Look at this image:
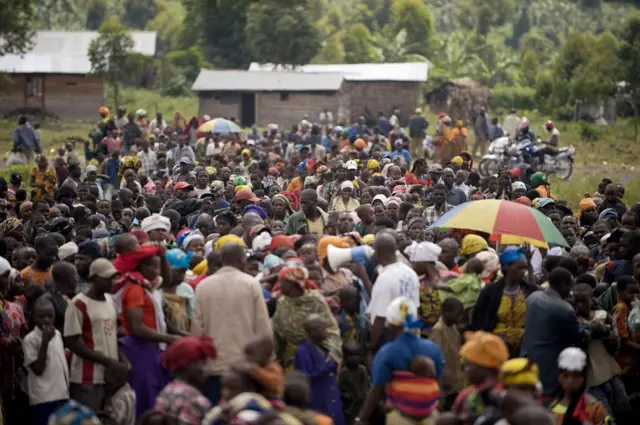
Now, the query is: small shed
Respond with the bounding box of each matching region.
[426,78,491,124]
[249,62,429,125]
[0,31,156,119]
[191,70,346,128]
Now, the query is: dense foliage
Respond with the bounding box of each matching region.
[2,0,639,117]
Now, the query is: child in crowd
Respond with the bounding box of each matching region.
[244,335,284,399]
[337,285,370,348]
[338,341,370,424]
[499,358,541,400]
[573,283,631,420]
[23,297,69,425]
[430,297,465,410]
[294,314,345,425]
[283,371,333,425]
[101,362,136,425]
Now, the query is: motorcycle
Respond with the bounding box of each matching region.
[479,137,575,180]
[478,137,525,176]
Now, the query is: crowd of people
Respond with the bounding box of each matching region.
[1,105,639,425]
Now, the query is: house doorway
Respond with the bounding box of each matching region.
[241,93,255,127]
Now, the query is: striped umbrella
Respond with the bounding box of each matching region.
[428,199,568,248]
[197,118,243,134]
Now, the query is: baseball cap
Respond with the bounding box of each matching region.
[429,164,443,173]
[89,258,118,279]
[179,157,193,165]
[344,160,358,170]
[235,188,259,203]
[173,182,194,193]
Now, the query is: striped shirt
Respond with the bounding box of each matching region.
[64,293,118,384]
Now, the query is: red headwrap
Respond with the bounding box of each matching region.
[270,234,294,251]
[161,336,217,371]
[113,245,161,274]
[509,168,521,179]
[280,191,299,211]
[515,196,532,207]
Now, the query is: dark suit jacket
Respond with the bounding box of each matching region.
[521,288,582,393]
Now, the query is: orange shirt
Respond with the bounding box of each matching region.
[120,284,157,335]
[22,266,52,286]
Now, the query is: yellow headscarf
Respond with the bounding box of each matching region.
[500,358,540,387]
[214,235,246,250]
[451,156,464,166]
[460,235,488,257]
[459,331,509,369]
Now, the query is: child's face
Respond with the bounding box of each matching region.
[558,370,584,394]
[246,260,261,277]
[443,307,464,326]
[298,244,317,266]
[34,305,55,328]
[307,321,329,343]
[572,293,592,318]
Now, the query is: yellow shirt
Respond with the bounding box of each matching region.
[307,216,324,238]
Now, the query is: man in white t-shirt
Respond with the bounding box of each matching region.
[367,230,420,351]
[64,258,129,412]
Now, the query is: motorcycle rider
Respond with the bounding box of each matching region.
[516,117,536,143]
[536,120,560,164]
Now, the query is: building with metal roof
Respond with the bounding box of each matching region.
[192,63,426,127]
[248,62,430,82]
[0,31,156,119]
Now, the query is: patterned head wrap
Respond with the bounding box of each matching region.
[161,336,217,371]
[48,400,101,425]
[278,262,309,289]
[578,198,597,219]
[0,218,26,246]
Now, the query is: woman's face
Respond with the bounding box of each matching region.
[279,278,300,297]
[272,200,286,217]
[341,187,353,199]
[336,168,347,181]
[374,205,386,219]
[124,170,136,183]
[217,221,232,236]
[409,221,424,241]
[505,258,528,281]
[139,256,161,281]
[0,272,9,293]
[558,370,585,394]
[488,179,499,193]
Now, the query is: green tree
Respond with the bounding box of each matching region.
[122,0,159,29]
[85,0,108,30]
[470,0,516,36]
[343,23,375,63]
[519,49,539,87]
[619,15,640,138]
[88,18,135,107]
[507,7,530,48]
[245,0,321,66]
[167,45,211,82]
[312,32,345,64]
[388,0,434,55]
[183,0,257,69]
[0,0,35,56]
[146,0,185,53]
[371,27,428,63]
[519,31,554,63]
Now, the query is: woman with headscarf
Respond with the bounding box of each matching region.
[31,155,57,200]
[159,249,196,334]
[460,234,489,263]
[0,218,27,249]
[330,181,360,213]
[405,241,445,333]
[451,120,469,157]
[118,155,142,183]
[546,348,612,425]
[272,262,342,371]
[0,256,28,424]
[471,247,539,357]
[112,245,179,417]
[578,198,598,229]
[271,194,294,228]
[155,336,217,424]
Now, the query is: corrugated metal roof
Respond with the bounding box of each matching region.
[0,31,156,74]
[248,62,429,82]
[191,70,344,92]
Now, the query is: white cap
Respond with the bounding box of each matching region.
[252,232,273,251]
[345,160,358,170]
[141,214,171,233]
[558,347,587,372]
[86,165,98,173]
[59,242,79,261]
[404,241,442,263]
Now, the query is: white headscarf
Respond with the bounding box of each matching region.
[0,257,11,275]
[404,241,442,263]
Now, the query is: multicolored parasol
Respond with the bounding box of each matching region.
[428,199,568,248]
[197,118,243,134]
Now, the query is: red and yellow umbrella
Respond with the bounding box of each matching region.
[429,199,568,248]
